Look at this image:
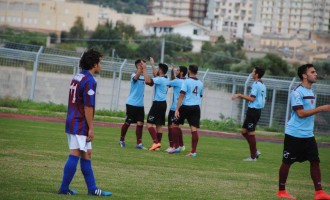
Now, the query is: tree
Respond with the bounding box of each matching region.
[88,23,121,55]
[313,60,330,80]
[135,39,161,61]
[115,21,136,40]
[69,17,85,39]
[164,34,193,56]
[249,53,290,76]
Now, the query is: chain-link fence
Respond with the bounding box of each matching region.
[1,41,329,134]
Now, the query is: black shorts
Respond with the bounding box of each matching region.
[242,108,261,132]
[174,105,200,128]
[282,134,320,164]
[125,104,145,124]
[168,110,175,126]
[147,101,167,125]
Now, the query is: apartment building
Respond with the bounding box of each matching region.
[0,0,99,33]
[254,0,330,37]
[149,0,208,25]
[206,0,254,39]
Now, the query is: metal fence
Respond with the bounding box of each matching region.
[0,41,329,134]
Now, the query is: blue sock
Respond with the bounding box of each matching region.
[60,155,79,192]
[80,158,97,192]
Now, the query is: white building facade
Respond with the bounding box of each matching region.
[144,20,211,52]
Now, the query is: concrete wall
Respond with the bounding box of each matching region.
[0,66,238,120]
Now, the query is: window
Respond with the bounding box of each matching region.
[193,29,198,35]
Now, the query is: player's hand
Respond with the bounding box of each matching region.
[87,129,94,142]
[175,110,180,119]
[232,94,240,100]
[319,104,330,112]
[170,64,175,71]
[150,57,154,66]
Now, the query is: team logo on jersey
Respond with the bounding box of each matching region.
[73,74,85,82]
[148,116,155,121]
[283,151,290,159]
[248,123,254,129]
[88,89,95,95]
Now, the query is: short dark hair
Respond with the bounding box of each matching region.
[158,63,168,74]
[188,65,198,75]
[179,66,188,77]
[254,66,265,78]
[80,49,103,70]
[135,58,146,68]
[298,64,314,80]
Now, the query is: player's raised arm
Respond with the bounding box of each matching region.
[150,57,157,77]
[170,64,175,80]
[143,62,153,86]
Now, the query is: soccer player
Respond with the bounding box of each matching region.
[277,64,330,200]
[142,57,169,151]
[166,65,187,153]
[58,49,111,196]
[119,58,146,149]
[173,64,203,157]
[232,66,266,161]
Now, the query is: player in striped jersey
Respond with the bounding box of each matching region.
[173,65,204,157]
[58,49,111,196]
[232,66,266,161]
[143,58,169,151]
[277,64,330,200]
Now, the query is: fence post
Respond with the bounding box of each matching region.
[110,49,116,110]
[29,46,44,100]
[241,74,251,123]
[231,78,236,118]
[115,59,127,111]
[73,52,84,76]
[160,38,165,63]
[269,89,276,127]
[200,68,209,119]
[285,77,296,127]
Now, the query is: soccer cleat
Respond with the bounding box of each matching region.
[314,190,330,200]
[135,143,147,150]
[119,140,126,148]
[58,189,78,195]
[186,152,197,157]
[149,143,161,151]
[277,190,296,199]
[256,150,261,159]
[88,188,112,196]
[243,157,257,161]
[180,146,186,152]
[168,147,181,154]
[165,147,173,152]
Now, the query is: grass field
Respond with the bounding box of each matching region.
[1,117,330,200]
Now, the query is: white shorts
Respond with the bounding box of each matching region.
[67,134,92,152]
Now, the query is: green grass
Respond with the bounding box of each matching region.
[1,117,330,200]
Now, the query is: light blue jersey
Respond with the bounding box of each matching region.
[248,80,266,109]
[285,84,316,138]
[168,78,185,111]
[152,76,169,101]
[181,77,203,106]
[126,73,145,107]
